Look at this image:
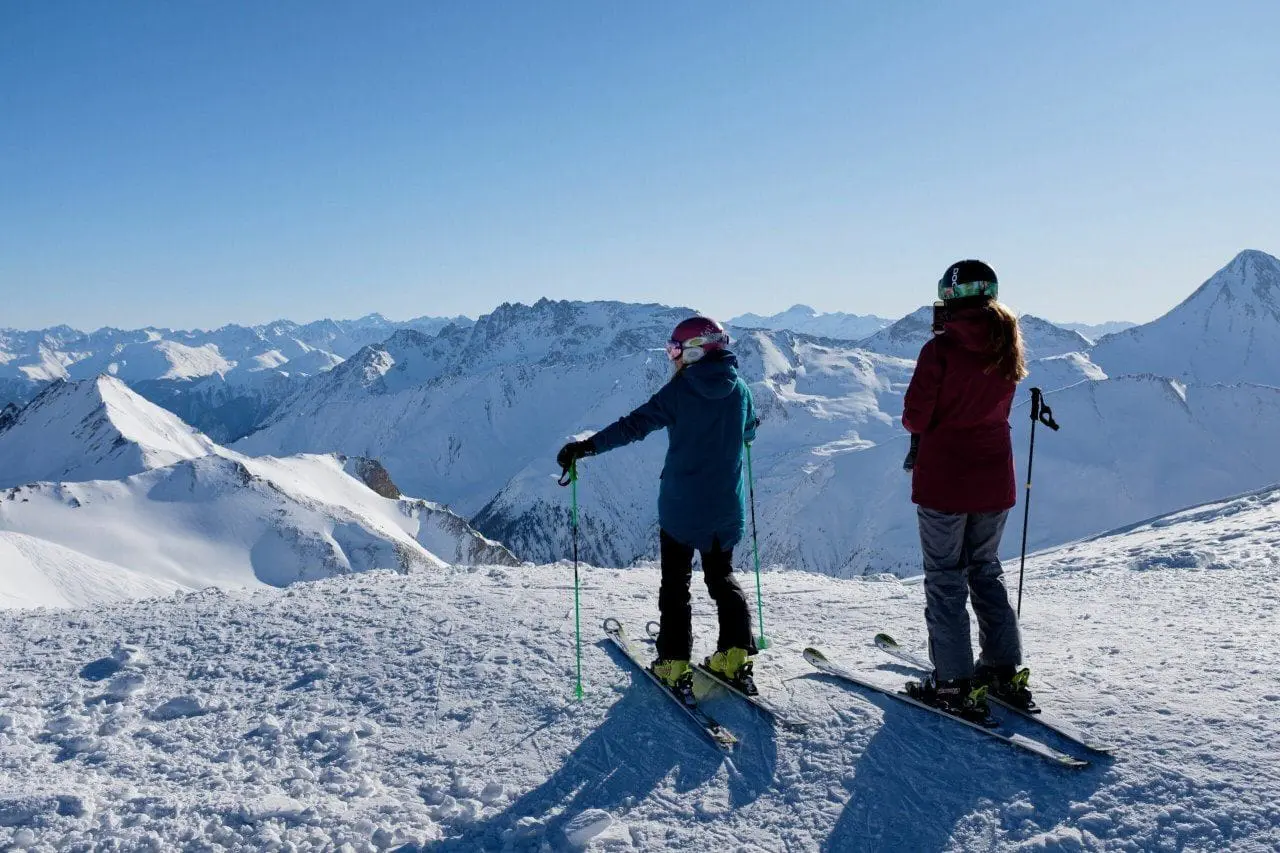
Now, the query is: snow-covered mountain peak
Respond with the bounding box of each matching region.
[0,375,218,488]
[468,299,694,366]
[1090,249,1280,384]
[855,307,935,358]
[1186,248,1280,316]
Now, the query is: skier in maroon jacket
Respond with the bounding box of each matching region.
[900,260,1035,725]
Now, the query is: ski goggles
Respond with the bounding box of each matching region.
[666,332,730,361]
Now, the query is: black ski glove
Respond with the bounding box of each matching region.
[903,434,921,472]
[557,439,596,471]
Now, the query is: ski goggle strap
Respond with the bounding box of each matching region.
[938,280,998,302]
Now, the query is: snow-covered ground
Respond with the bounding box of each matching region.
[2,485,1277,851]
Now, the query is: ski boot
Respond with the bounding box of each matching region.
[651,659,696,706]
[975,663,1038,713]
[705,647,758,696]
[906,674,997,727]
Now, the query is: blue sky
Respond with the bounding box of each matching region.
[2,1,1277,330]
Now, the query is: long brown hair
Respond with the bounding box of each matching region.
[985,300,1028,382]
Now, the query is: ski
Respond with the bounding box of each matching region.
[692,663,806,729]
[803,646,1088,769]
[603,619,738,753]
[872,633,1113,755]
[639,621,804,728]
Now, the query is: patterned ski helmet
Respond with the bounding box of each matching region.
[938,259,998,302]
[666,316,730,365]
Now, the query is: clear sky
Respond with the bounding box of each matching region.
[2,1,1277,331]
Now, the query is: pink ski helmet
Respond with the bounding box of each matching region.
[666,316,730,365]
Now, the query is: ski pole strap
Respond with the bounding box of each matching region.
[557,463,574,488]
[1029,387,1060,432]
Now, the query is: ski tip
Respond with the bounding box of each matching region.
[802,647,827,664]
[873,633,899,648]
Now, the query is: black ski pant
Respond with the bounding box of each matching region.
[655,529,756,662]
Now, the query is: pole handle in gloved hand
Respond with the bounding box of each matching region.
[557,439,595,486]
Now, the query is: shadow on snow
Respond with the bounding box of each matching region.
[813,672,1111,853]
[423,638,779,851]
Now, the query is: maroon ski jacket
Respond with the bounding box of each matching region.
[902,310,1018,514]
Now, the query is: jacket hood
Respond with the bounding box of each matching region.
[942,309,994,354]
[680,349,741,400]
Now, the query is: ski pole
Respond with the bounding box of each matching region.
[1016,388,1060,617]
[745,442,770,650]
[558,460,584,700]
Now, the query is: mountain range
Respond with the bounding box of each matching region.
[2,249,1279,600]
[0,313,472,442]
[728,305,892,340]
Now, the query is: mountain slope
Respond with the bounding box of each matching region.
[0,532,185,609]
[1,489,1277,850]
[235,301,706,514]
[0,376,218,489]
[1090,249,1280,384]
[0,450,518,605]
[754,373,1280,576]
[0,378,518,606]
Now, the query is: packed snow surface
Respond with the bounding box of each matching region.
[1,484,1277,851]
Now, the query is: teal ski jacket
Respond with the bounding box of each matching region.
[591,350,758,552]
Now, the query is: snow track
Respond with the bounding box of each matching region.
[1,512,1278,852]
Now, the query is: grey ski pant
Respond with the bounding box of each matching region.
[917,507,1022,683]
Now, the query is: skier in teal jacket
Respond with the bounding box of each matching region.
[557,316,759,698]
